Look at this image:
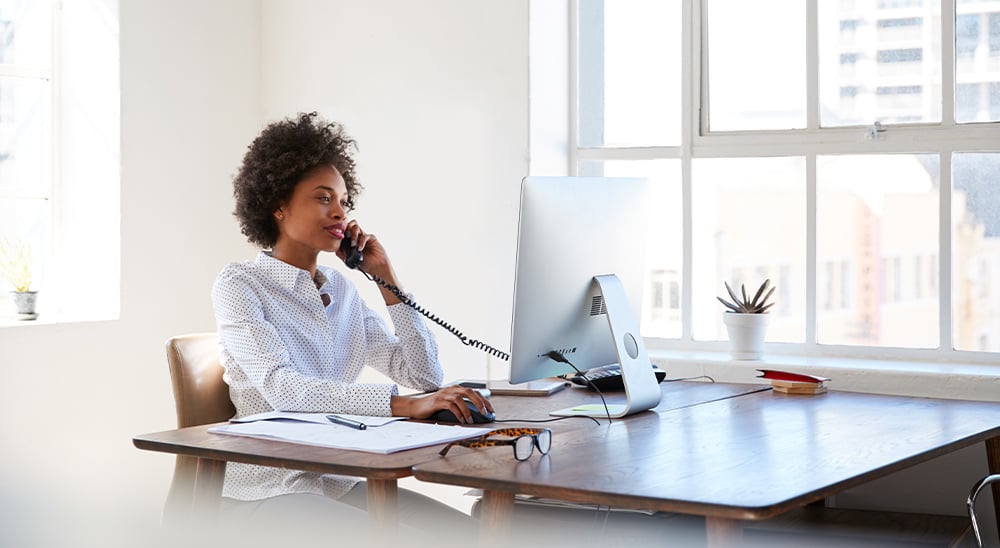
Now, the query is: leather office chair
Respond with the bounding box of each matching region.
[968,474,1000,547]
[162,332,236,524]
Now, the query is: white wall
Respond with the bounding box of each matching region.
[258,0,528,384]
[0,1,527,546]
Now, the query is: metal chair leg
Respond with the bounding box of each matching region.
[968,474,1000,548]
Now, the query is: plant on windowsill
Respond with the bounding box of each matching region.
[0,237,39,320]
[717,279,775,360]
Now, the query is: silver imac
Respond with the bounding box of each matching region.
[507,176,662,418]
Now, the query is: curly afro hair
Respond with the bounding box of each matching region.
[232,112,362,248]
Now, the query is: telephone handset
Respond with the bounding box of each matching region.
[340,236,364,270]
[339,237,510,361]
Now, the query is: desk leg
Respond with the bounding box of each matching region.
[705,516,742,548]
[191,457,225,520]
[478,490,514,547]
[366,479,398,527]
[987,436,1000,540]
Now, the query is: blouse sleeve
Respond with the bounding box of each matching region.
[360,294,444,392]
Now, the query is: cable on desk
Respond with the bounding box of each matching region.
[545,350,612,425]
[663,375,715,383]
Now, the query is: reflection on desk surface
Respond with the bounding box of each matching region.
[486,380,768,428]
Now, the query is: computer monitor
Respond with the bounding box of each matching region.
[507,176,662,418]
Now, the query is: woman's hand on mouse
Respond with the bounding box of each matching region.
[390,385,494,424]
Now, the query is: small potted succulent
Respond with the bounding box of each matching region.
[0,237,39,320]
[717,279,775,360]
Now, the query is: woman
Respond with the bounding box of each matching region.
[211,112,491,541]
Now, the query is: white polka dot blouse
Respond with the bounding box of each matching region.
[211,251,444,501]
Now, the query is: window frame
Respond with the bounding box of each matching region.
[0,0,56,304]
[0,0,120,327]
[566,0,1000,365]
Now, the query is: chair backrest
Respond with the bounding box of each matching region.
[165,332,236,428]
[162,332,236,524]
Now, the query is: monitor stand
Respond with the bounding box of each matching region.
[550,274,663,418]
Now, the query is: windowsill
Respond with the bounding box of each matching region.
[0,311,116,328]
[648,349,1000,402]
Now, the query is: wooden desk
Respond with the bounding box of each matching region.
[133,422,436,526]
[132,380,764,526]
[413,389,1000,546]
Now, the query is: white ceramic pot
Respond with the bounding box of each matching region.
[11,290,38,320]
[722,312,770,360]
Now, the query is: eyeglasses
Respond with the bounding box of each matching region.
[439,428,552,461]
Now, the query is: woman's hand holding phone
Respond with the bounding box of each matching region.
[338,221,403,305]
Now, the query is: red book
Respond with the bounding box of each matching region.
[756,369,830,384]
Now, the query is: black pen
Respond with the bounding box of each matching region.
[326,415,367,430]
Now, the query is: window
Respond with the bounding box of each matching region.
[953,153,1000,351]
[956,14,979,58]
[877,48,923,63]
[992,81,1000,119]
[823,261,836,311]
[576,0,679,147]
[878,17,922,29]
[880,0,923,8]
[704,0,805,131]
[990,13,1000,53]
[840,19,861,33]
[840,260,852,308]
[0,0,119,324]
[958,0,1000,123]
[0,0,52,303]
[877,85,921,94]
[560,0,1000,361]
[647,269,681,328]
[957,83,981,122]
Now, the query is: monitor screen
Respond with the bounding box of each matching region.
[507,176,661,417]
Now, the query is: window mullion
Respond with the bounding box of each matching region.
[576,0,604,159]
[939,0,955,351]
[806,0,818,130]
[806,154,817,345]
[682,0,696,341]
[568,0,580,175]
[939,151,953,351]
[696,0,709,138]
[942,0,956,128]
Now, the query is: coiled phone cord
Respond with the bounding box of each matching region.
[358,267,511,361]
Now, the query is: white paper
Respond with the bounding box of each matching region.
[208,419,493,454]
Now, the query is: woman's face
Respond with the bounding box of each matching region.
[274,165,350,256]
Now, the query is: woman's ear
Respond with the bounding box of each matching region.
[275,208,285,221]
